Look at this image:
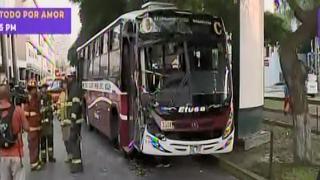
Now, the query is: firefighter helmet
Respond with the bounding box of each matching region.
[27,79,37,89]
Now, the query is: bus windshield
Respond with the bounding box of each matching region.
[143,41,231,107]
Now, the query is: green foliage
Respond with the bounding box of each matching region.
[68,0,126,66]
[264,12,290,46]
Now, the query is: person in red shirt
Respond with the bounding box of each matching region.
[0,81,29,180]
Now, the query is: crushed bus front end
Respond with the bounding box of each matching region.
[140,105,234,156]
[135,10,234,156]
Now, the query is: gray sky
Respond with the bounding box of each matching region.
[36,0,81,44]
[35,0,82,65]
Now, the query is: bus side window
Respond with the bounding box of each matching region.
[88,43,94,79]
[93,38,101,77]
[100,32,109,79]
[83,46,89,80]
[109,25,121,86]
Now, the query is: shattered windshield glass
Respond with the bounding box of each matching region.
[143,41,231,107]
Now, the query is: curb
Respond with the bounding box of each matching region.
[263,107,320,119]
[263,118,320,135]
[264,97,320,105]
[213,155,268,180]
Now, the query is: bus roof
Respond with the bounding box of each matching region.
[76,2,221,53]
[76,3,180,52]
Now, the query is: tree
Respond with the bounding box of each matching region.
[279,0,319,163]
[68,0,126,66]
[264,12,290,46]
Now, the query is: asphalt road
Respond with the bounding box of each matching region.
[24,119,237,180]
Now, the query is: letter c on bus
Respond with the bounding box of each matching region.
[213,22,222,35]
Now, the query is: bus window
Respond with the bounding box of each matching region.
[88,43,94,78]
[95,38,100,57]
[101,32,109,78]
[93,39,101,77]
[100,35,104,54]
[103,32,108,54]
[109,25,121,85]
[111,25,120,50]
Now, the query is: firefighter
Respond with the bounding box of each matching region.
[57,79,72,163]
[24,79,43,171]
[66,72,84,173]
[39,81,56,163]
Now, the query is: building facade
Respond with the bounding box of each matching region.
[0,0,56,83]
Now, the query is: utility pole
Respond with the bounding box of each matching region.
[11,35,19,84]
[0,35,9,80]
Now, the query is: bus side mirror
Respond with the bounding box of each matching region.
[141,92,152,107]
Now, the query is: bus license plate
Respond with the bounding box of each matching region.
[190,145,201,154]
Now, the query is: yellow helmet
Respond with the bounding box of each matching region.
[27,79,37,89]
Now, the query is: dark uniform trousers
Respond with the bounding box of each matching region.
[68,82,84,173]
[40,95,55,162]
[40,123,54,162]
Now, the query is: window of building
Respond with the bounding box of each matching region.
[7,36,12,60]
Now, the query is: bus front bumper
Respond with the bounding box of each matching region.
[140,127,234,156]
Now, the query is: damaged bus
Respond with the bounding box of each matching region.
[77,2,234,156]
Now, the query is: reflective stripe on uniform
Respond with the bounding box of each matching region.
[71,159,82,164]
[30,126,41,131]
[62,119,72,125]
[76,118,84,124]
[25,111,38,117]
[31,161,40,168]
[48,148,53,152]
[41,150,46,154]
[40,108,46,113]
[42,118,49,123]
[71,113,76,119]
[61,102,72,107]
[72,97,81,103]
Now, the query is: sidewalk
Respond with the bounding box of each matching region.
[264,99,320,132]
[264,98,320,117]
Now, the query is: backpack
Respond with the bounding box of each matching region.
[0,106,17,149]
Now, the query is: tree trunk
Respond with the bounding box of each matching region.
[292,114,312,163]
[279,10,316,163]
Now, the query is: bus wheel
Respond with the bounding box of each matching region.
[117,130,130,159]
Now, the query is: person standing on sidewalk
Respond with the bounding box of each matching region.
[39,81,56,163]
[0,79,30,180]
[57,79,72,163]
[283,84,291,115]
[24,79,43,171]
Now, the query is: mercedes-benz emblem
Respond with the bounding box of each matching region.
[191,121,199,129]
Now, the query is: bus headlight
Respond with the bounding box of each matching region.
[222,112,233,139]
